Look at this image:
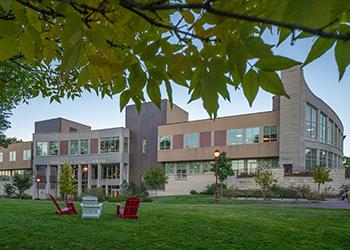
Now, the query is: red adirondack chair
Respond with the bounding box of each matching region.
[49,194,78,215]
[116,197,141,219]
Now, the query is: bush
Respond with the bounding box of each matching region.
[140,196,153,202]
[222,186,239,198]
[200,183,227,195]
[291,185,312,199]
[190,190,199,195]
[307,192,325,201]
[81,187,107,201]
[247,189,263,198]
[347,191,350,201]
[107,194,128,203]
[270,185,298,199]
[3,183,16,198]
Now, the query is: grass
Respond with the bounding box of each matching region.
[0,196,349,249]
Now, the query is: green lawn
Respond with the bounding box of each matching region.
[0,197,349,249]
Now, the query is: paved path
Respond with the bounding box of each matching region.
[254,200,350,210]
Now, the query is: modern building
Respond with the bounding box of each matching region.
[0,66,348,197]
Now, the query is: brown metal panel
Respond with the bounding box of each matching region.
[173,134,184,149]
[90,138,99,154]
[214,130,226,146]
[200,132,211,147]
[60,141,68,155]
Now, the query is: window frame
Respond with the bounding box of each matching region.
[159,136,171,150]
[228,128,243,145]
[184,133,199,149]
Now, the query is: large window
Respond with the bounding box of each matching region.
[69,140,79,155]
[327,119,334,145]
[23,150,31,160]
[159,136,171,150]
[91,165,98,179]
[165,163,174,175]
[189,162,201,174]
[100,137,120,153]
[80,139,89,155]
[263,125,277,142]
[257,158,279,168]
[319,113,327,143]
[228,129,243,145]
[305,104,317,140]
[328,152,333,168]
[176,163,187,179]
[124,137,129,153]
[319,150,327,167]
[305,148,317,171]
[232,160,245,174]
[102,164,120,179]
[245,127,260,144]
[202,162,213,174]
[247,160,257,174]
[49,141,58,155]
[0,170,11,181]
[9,151,16,161]
[185,133,199,148]
[36,142,48,156]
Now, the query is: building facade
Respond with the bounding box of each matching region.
[0,67,348,197]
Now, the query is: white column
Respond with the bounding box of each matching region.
[119,162,123,184]
[46,165,51,198]
[57,165,61,198]
[32,165,38,199]
[88,164,92,189]
[97,164,102,188]
[77,165,82,196]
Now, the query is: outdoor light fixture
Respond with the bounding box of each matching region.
[83,166,88,192]
[213,149,220,202]
[36,177,41,200]
[83,166,88,172]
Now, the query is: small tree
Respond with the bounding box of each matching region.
[143,166,168,197]
[3,183,16,197]
[59,162,77,199]
[12,171,33,198]
[254,166,277,200]
[313,166,332,193]
[212,152,234,198]
[119,180,129,196]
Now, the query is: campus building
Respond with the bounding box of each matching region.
[0,66,348,197]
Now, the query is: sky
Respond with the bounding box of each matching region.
[6,32,350,156]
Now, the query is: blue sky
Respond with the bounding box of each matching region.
[6,33,350,155]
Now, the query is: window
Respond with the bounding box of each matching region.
[247,160,257,174]
[176,163,187,179]
[102,164,120,179]
[202,162,213,174]
[100,137,120,153]
[80,139,89,155]
[165,163,174,175]
[91,165,98,179]
[319,150,327,167]
[189,162,201,174]
[319,113,327,143]
[0,152,3,162]
[49,141,58,155]
[305,104,317,140]
[263,125,277,142]
[36,142,48,156]
[327,119,334,145]
[328,152,333,168]
[70,140,79,155]
[9,151,16,161]
[257,159,279,168]
[159,136,171,150]
[228,129,243,145]
[305,148,317,171]
[0,170,11,181]
[142,139,147,154]
[185,133,199,148]
[124,137,129,153]
[23,150,31,160]
[245,127,260,144]
[335,125,338,147]
[232,160,245,174]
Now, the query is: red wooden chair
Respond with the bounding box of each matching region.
[49,194,78,215]
[116,197,141,219]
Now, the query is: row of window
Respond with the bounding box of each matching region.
[305,148,343,171]
[165,158,279,179]
[0,150,31,163]
[159,125,278,150]
[36,137,129,156]
[0,170,27,181]
[305,103,343,148]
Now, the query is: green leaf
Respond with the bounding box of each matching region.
[119,90,131,112]
[164,80,173,108]
[146,79,161,108]
[242,70,259,106]
[304,38,335,65]
[140,41,159,61]
[258,71,288,97]
[61,43,82,74]
[0,35,18,61]
[19,31,35,64]
[256,56,301,71]
[335,41,350,81]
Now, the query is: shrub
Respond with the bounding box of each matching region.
[247,189,263,198]
[141,196,153,202]
[307,191,325,201]
[107,194,128,203]
[291,185,312,199]
[270,185,298,199]
[222,186,239,198]
[3,183,16,197]
[347,191,350,201]
[12,171,33,199]
[81,187,107,201]
[190,190,199,195]
[200,183,227,195]
[254,166,277,199]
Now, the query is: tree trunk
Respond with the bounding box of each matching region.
[262,188,266,200]
[220,182,223,199]
[318,183,320,193]
[155,189,157,197]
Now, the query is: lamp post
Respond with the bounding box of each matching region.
[36,177,41,200]
[214,149,220,202]
[83,165,88,192]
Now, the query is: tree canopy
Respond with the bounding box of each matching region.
[1,0,350,117]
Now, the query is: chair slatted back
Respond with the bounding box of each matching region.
[49,194,62,213]
[123,197,140,217]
